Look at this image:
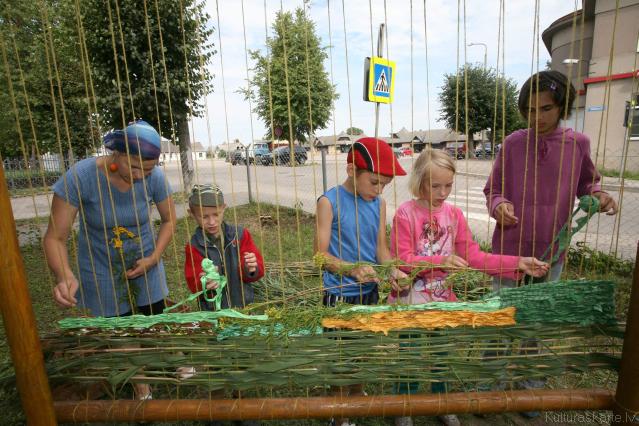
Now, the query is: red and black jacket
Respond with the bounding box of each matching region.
[184,223,264,309]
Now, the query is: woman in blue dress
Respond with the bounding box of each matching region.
[44,120,176,318]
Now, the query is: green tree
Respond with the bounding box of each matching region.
[246,7,337,146]
[0,0,97,160]
[345,127,363,136]
[80,0,215,188]
[438,64,524,154]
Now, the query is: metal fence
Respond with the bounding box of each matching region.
[3,155,75,191]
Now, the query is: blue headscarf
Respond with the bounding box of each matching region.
[103,120,162,160]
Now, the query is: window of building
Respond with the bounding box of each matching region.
[625,94,639,140]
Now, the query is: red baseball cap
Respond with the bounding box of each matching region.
[346,137,406,177]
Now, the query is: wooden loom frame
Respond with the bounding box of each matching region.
[1,165,638,425]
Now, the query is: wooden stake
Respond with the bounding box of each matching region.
[612,241,639,424]
[0,164,57,424]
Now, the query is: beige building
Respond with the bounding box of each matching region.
[543,0,639,172]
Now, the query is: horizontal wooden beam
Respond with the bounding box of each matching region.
[55,388,614,423]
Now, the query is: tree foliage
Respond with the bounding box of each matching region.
[438,64,525,148]
[1,0,215,177]
[0,0,97,159]
[246,7,337,144]
[345,127,363,136]
[80,0,215,187]
[80,0,214,135]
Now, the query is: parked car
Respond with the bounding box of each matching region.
[400,147,413,156]
[445,142,467,159]
[229,149,244,165]
[254,145,271,165]
[262,145,308,166]
[474,142,492,159]
[230,142,271,165]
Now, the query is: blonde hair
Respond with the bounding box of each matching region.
[408,149,456,198]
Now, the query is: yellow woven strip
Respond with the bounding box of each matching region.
[322,307,516,335]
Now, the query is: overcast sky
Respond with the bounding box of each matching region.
[191,0,579,147]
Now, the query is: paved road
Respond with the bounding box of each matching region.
[9,156,639,259]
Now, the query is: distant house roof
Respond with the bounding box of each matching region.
[221,141,244,151]
[160,139,179,153]
[382,127,418,145]
[192,142,207,152]
[313,128,471,148]
[415,129,468,143]
[312,131,367,147]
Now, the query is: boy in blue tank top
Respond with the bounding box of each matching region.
[315,137,409,425]
[316,137,409,304]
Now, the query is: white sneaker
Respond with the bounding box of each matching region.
[395,416,413,426]
[137,392,153,401]
[177,366,197,379]
[329,418,355,426]
[437,414,460,426]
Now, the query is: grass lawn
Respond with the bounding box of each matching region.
[599,167,639,181]
[0,202,634,425]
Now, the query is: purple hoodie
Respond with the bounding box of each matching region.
[483,127,602,261]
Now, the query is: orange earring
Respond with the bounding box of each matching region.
[109,161,118,172]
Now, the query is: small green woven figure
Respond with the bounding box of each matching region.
[201,258,228,311]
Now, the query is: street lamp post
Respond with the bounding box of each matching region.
[468,42,487,69]
[468,42,488,151]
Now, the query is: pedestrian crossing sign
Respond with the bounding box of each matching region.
[364,56,395,104]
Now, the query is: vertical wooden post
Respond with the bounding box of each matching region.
[612,241,639,424]
[0,164,57,424]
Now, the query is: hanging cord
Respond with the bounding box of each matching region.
[547,2,583,268]
[241,0,266,260]
[0,31,57,293]
[39,1,106,314]
[262,0,287,304]
[140,0,185,296]
[214,0,247,308]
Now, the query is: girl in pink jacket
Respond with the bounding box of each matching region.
[390,149,549,305]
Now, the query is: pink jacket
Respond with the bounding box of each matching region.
[390,200,521,303]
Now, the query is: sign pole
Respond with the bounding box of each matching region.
[374,24,384,139]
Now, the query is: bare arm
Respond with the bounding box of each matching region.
[376,199,408,290]
[126,195,177,279]
[376,199,392,263]
[314,196,377,283]
[314,196,346,273]
[43,195,79,307]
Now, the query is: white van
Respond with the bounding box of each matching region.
[233,142,270,165]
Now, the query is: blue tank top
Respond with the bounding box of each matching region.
[322,185,380,297]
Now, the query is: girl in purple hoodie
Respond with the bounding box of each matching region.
[482,71,618,417]
[484,70,617,288]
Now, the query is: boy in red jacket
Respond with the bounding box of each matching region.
[184,184,264,310]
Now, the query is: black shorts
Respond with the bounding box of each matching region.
[119,299,166,317]
[322,286,380,307]
[322,286,379,335]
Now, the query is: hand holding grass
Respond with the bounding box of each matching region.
[518,257,550,277]
[349,265,380,284]
[53,274,79,308]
